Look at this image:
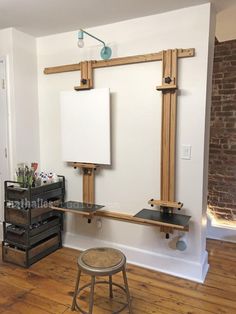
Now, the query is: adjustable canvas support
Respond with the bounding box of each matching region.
[72,163,97,204]
[74,61,94,90]
[155,49,178,236]
[156,49,178,202]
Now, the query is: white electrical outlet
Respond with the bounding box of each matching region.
[181,145,192,160]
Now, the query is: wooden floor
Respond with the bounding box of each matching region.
[0,239,236,314]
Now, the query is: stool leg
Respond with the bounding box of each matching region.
[89,276,95,314]
[109,275,113,298]
[71,269,81,311]
[122,268,132,314]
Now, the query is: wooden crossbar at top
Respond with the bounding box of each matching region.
[44,48,194,75]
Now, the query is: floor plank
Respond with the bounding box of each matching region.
[0,239,235,313]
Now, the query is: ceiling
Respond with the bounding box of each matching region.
[0,0,235,40]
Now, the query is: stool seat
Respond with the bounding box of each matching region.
[71,247,132,313]
[78,247,125,275]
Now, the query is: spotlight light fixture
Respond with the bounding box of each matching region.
[77,29,112,60]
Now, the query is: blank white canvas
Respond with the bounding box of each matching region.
[60,88,111,165]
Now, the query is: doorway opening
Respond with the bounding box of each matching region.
[0,57,10,231]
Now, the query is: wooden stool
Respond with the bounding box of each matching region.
[71,247,132,314]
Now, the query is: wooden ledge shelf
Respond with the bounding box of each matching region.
[134,209,190,230]
[51,201,190,231]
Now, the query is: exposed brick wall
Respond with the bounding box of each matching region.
[208,39,236,223]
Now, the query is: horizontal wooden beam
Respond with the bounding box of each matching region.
[95,210,188,231]
[44,48,195,75]
[45,63,81,74]
[51,205,189,231]
[51,206,93,217]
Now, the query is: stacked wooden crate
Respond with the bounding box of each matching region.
[2,176,65,267]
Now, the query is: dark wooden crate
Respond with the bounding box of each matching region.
[5,176,65,202]
[4,205,59,226]
[2,233,61,268]
[3,176,65,267]
[4,216,60,247]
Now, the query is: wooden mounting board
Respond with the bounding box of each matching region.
[45,47,195,234]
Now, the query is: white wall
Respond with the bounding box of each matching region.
[37,3,215,282]
[0,28,39,240]
[0,28,15,174]
[216,5,236,42]
[0,28,40,170]
[12,29,40,164]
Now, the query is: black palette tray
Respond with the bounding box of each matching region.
[134,209,191,227]
[55,201,104,215]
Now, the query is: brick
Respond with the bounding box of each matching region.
[224,55,236,61]
[214,73,223,78]
[218,89,236,95]
[223,72,236,79]
[222,104,236,111]
[212,95,221,101]
[222,83,236,89]
[209,39,236,220]
[215,111,233,116]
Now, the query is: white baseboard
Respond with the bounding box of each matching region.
[207,217,236,243]
[207,225,236,243]
[63,232,209,283]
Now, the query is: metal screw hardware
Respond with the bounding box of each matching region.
[164,76,172,84]
[81,78,87,85]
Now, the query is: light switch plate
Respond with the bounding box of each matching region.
[181,145,192,160]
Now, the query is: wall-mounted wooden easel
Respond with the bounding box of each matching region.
[45,48,194,237]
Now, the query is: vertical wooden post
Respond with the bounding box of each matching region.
[74,61,94,90]
[157,49,178,202]
[72,163,97,204]
[82,168,95,204]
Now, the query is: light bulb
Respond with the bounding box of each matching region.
[77,38,84,48]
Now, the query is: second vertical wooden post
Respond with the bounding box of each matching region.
[158,49,178,202]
